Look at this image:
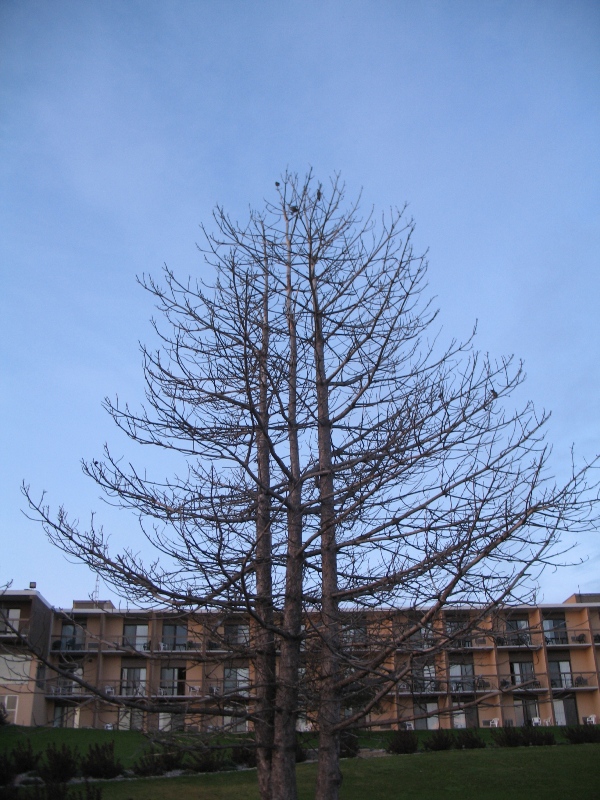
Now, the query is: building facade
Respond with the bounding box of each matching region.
[1,589,599,731]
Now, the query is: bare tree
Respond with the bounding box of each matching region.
[24,172,598,800]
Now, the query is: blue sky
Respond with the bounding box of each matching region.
[1,0,599,607]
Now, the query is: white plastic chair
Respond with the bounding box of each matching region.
[489,718,500,728]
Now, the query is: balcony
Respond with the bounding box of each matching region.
[499,674,547,692]
[0,618,30,638]
[544,629,590,647]
[51,636,90,652]
[448,676,497,694]
[495,630,539,648]
[397,678,446,695]
[159,638,201,652]
[155,681,204,697]
[549,671,597,691]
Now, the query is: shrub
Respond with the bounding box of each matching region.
[295,741,307,763]
[131,747,163,777]
[491,726,523,747]
[81,742,122,779]
[29,783,102,800]
[454,728,486,749]
[339,731,360,759]
[0,706,8,727]
[11,739,40,774]
[230,745,256,768]
[0,752,16,787]
[187,748,228,773]
[563,724,600,744]
[39,744,80,784]
[520,727,555,747]
[156,745,184,772]
[387,730,418,755]
[423,729,455,751]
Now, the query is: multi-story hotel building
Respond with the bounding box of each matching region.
[1,588,599,731]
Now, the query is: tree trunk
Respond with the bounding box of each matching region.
[254,254,276,800]
[311,258,343,800]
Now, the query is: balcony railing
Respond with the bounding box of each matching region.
[0,618,30,637]
[549,671,597,690]
[155,681,204,697]
[499,674,547,692]
[398,678,445,694]
[544,629,589,646]
[51,636,89,652]
[495,630,536,647]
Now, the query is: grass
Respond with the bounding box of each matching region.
[83,745,600,800]
[0,727,148,769]
[2,728,599,799]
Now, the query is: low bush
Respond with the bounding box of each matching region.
[131,747,163,777]
[29,782,103,800]
[0,752,16,787]
[81,742,122,779]
[386,730,418,755]
[38,744,80,784]
[11,740,39,774]
[563,724,600,744]
[520,727,555,747]
[339,731,360,759]
[186,748,229,773]
[230,745,256,768]
[295,741,307,763]
[454,729,486,749]
[423,729,455,751]
[491,726,524,747]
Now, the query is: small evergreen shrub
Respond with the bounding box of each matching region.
[387,730,418,754]
[131,747,163,777]
[423,729,455,751]
[295,741,307,763]
[0,752,16,787]
[563,725,600,744]
[11,739,39,774]
[156,745,184,772]
[491,726,523,747]
[187,748,228,773]
[81,742,122,779]
[230,745,257,768]
[39,744,80,784]
[454,728,486,749]
[520,727,555,747]
[339,731,360,759]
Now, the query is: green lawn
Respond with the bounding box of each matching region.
[2,728,599,799]
[0,727,148,769]
[86,746,600,800]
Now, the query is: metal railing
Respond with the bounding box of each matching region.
[0,618,30,637]
[543,628,589,646]
[499,674,547,691]
[549,671,597,690]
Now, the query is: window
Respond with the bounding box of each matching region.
[449,659,475,692]
[162,623,187,651]
[118,708,145,730]
[120,666,147,696]
[123,624,149,650]
[223,666,249,696]
[549,657,572,689]
[510,659,535,686]
[224,624,250,648]
[513,698,538,726]
[59,621,86,650]
[414,701,439,730]
[0,695,17,724]
[0,608,20,634]
[0,654,33,683]
[158,712,185,731]
[543,616,567,645]
[553,696,578,726]
[160,667,186,696]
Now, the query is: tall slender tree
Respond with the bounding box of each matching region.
[25,172,598,800]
